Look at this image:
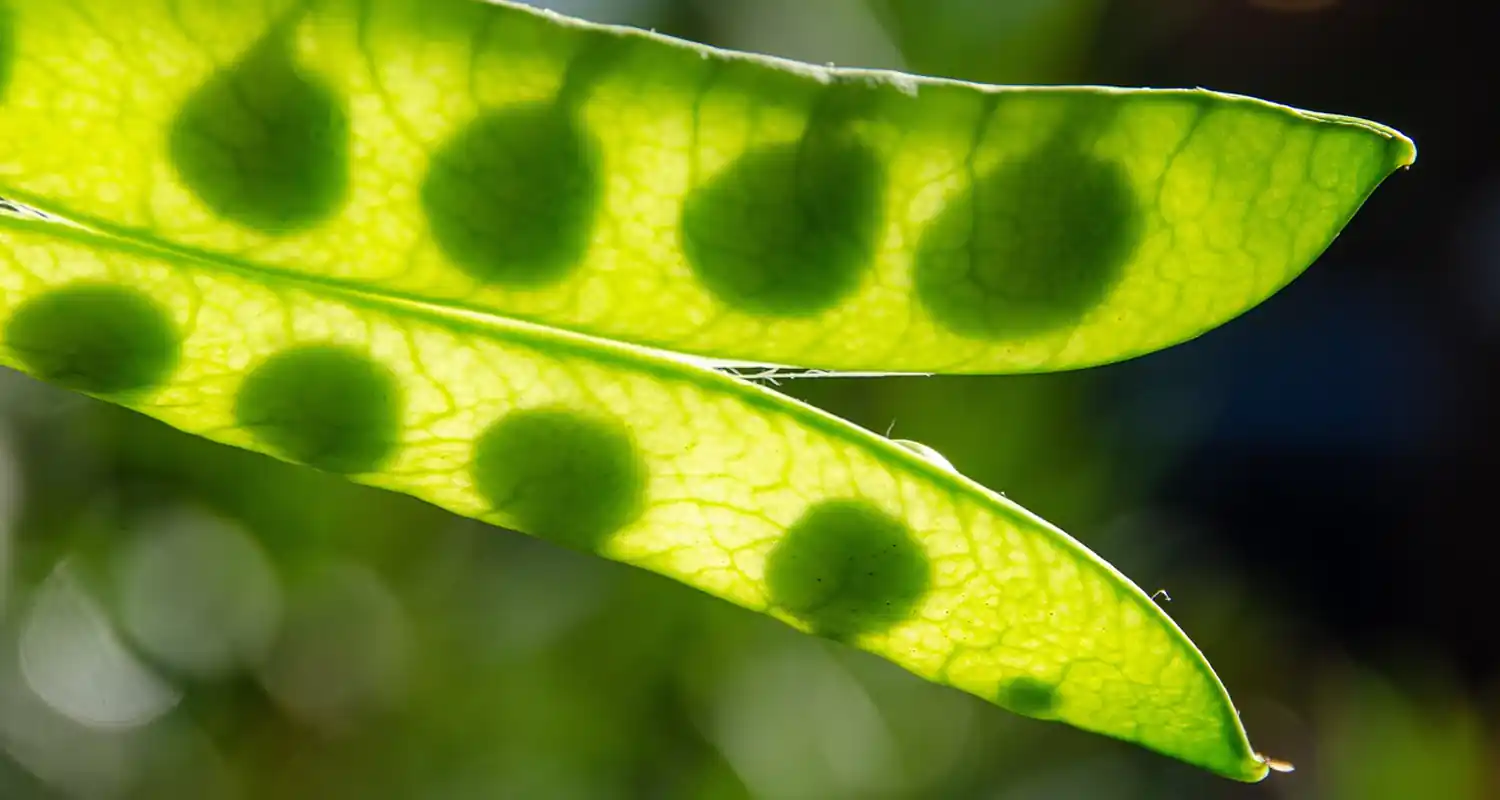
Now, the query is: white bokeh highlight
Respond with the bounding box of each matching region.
[19,562,181,729]
[116,507,282,677]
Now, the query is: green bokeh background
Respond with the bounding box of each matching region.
[2,1,1495,798]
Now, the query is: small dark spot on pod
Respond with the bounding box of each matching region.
[5,283,179,396]
[234,345,401,475]
[765,499,930,640]
[471,406,646,551]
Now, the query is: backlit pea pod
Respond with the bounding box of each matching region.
[0,0,1412,374]
[0,214,1273,779]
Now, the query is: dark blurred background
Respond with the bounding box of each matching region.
[2,1,1495,798]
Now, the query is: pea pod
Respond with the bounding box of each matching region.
[0,0,1411,373]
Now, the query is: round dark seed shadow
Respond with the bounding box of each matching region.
[764,499,930,641]
[168,27,348,232]
[471,406,645,552]
[422,103,602,287]
[998,676,1059,719]
[5,283,179,396]
[914,146,1142,340]
[234,345,400,475]
[681,135,884,316]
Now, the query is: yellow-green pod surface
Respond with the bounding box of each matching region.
[0,0,1414,783]
[0,215,1271,780]
[0,0,1411,374]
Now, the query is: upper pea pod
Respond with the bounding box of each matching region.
[0,0,1412,374]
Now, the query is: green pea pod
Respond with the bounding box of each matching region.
[0,0,1412,781]
[0,0,1410,374]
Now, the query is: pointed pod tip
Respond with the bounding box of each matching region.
[1388,129,1418,170]
[1339,114,1415,171]
[1255,752,1297,775]
[1282,100,1415,171]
